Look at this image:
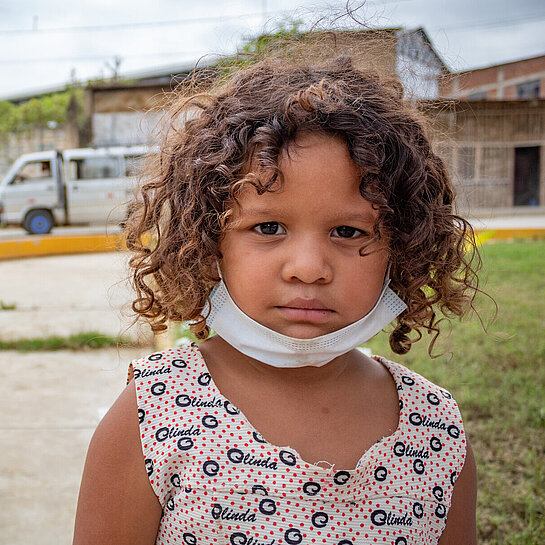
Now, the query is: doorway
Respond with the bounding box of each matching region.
[514,147,540,206]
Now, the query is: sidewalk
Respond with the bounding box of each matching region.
[468,213,545,230]
[0,252,150,341]
[0,347,144,545]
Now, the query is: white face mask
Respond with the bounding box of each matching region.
[202,277,407,368]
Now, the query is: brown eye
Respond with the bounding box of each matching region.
[332,226,363,238]
[254,222,286,235]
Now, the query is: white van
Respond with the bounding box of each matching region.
[0,146,149,234]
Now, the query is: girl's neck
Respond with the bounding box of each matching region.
[198,334,367,387]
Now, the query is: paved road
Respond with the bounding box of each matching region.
[0,225,123,240]
[0,252,153,545]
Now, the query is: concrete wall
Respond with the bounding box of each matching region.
[0,124,79,177]
[92,111,163,147]
[85,84,168,147]
[84,29,446,148]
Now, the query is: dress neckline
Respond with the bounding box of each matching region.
[191,343,406,474]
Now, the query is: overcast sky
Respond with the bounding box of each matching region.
[1,0,544,99]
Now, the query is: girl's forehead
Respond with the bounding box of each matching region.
[247,131,362,174]
[244,134,365,199]
[234,176,378,225]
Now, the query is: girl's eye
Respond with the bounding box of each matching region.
[253,222,286,235]
[332,226,365,239]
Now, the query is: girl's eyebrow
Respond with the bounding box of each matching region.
[239,208,280,217]
[331,212,377,223]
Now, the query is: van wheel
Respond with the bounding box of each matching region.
[23,209,54,235]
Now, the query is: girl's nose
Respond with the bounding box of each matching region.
[280,237,333,284]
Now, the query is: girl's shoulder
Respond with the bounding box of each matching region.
[373,354,459,408]
[126,343,210,507]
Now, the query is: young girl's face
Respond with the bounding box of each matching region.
[219,132,389,339]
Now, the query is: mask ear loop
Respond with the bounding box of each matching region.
[216,260,224,280]
[383,263,392,289]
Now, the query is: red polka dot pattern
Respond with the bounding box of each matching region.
[127,344,466,545]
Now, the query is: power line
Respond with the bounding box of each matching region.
[1,4,542,37]
[0,50,209,65]
[2,7,543,38]
[428,10,545,32]
[0,11,277,35]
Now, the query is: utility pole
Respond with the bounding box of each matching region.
[262,0,268,26]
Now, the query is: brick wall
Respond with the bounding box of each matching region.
[439,55,545,100]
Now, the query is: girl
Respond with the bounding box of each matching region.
[73,55,479,544]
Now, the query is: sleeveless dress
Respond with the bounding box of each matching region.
[128,344,467,545]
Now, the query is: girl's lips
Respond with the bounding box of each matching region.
[281,297,331,310]
[276,304,334,324]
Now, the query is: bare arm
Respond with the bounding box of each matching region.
[73,380,162,545]
[438,439,478,545]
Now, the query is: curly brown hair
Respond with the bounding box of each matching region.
[125,54,481,355]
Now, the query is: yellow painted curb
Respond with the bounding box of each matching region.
[474,228,545,241]
[0,233,125,260]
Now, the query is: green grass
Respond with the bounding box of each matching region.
[364,240,545,544]
[0,331,139,352]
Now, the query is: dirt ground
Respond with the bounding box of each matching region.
[0,252,153,544]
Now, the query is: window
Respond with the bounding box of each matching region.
[67,157,119,180]
[124,154,145,177]
[516,80,540,99]
[457,147,475,181]
[468,91,487,101]
[480,147,507,179]
[435,145,455,174]
[10,160,53,184]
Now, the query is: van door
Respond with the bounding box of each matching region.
[1,152,59,223]
[65,154,124,224]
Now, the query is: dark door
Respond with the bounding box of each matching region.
[514,147,540,206]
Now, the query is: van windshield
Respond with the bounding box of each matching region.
[10,160,53,184]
